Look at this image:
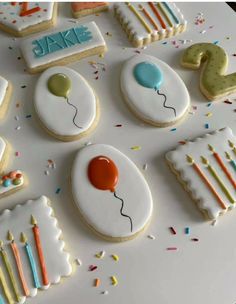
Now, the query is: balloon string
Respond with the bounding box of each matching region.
[156,89,176,117]
[66,98,83,129]
[114,192,133,232]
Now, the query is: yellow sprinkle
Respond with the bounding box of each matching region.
[94,278,100,287]
[111,276,118,286]
[131,146,141,151]
[99,53,104,58]
[205,112,212,117]
[111,254,119,261]
[95,250,105,259]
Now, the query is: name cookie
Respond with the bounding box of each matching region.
[34,66,99,142]
[120,54,190,127]
[71,2,109,18]
[114,2,187,47]
[0,2,57,37]
[71,144,153,241]
[20,22,107,73]
[181,43,236,100]
[0,196,72,303]
[0,76,12,120]
[166,127,236,220]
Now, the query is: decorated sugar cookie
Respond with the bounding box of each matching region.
[166,127,236,220]
[0,2,57,37]
[121,54,190,127]
[0,76,12,120]
[0,196,72,303]
[71,144,153,241]
[181,43,236,100]
[71,2,109,18]
[114,2,187,47]
[34,66,99,142]
[0,137,9,173]
[20,21,107,74]
[0,170,25,199]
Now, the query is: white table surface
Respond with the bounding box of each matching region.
[1,2,236,304]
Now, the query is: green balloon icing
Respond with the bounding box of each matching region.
[47,73,71,98]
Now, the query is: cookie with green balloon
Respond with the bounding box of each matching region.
[34,66,99,141]
[120,54,190,127]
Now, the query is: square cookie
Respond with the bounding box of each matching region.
[166,127,236,220]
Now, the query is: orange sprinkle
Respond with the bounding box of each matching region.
[94,278,100,287]
[20,6,41,17]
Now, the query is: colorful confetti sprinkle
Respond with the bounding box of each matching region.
[170,128,177,132]
[75,258,82,266]
[205,112,212,117]
[167,247,177,251]
[147,234,155,240]
[169,227,176,235]
[191,238,199,242]
[89,265,97,272]
[185,227,190,235]
[224,99,232,104]
[131,146,141,151]
[94,278,100,287]
[143,163,148,170]
[101,290,109,295]
[25,114,32,118]
[15,151,19,157]
[205,123,209,129]
[55,188,61,194]
[95,251,105,259]
[111,254,119,261]
[111,276,118,286]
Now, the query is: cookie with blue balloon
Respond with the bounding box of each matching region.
[34,66,99,142]
[120,54,190,127]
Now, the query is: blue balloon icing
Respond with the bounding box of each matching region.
[133,62,163,90]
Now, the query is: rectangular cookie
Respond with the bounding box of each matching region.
[0,196,72,303]
[71,2,109,18]
[0,76,12,120]
[20,21,107,73]
[114,2,187,47]
[166,127,236,220]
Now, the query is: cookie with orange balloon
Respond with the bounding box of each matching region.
[34,66,99,142]
[71,144,153,241]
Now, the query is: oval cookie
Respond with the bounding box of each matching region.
[71,144,153,241]
[34,66,99,141]
[120,54,190,127]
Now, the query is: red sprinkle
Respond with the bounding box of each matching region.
[15,152,19,157]
[89,265,97,271]
[169,227,176,235]
[178,141,186,145]
[115,124,122,127]
[167,247,177,251]
[224,99,232,104]
[191,238,199,242]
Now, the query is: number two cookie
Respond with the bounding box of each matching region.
[181,43,236,100]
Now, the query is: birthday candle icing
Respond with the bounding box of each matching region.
[0,267,14,304]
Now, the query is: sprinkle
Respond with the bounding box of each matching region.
[115,124,122,127]
[211,219,217,226]
[15,151,19,157]
[111,276,118,286]
[200,30,206,34]
[134,50,141,54]
[15,126,21,130]
[147,234,155,240]
[179,141,186,145]
[85,141,92,146]
[95,251,105,259]
[205,112,212,117]
[205,123,209,129]
[191,238,199,242]
[192,106,197,110]
[14,115,19,121]
[55,188,61,194]
[167,247,177,251]
[233,54,236,57]
[105,32,112,37]
[52,163,56,169]
[89,265,97,272]
[111,254,119,261]
[143,163,148,170]
[101,290,108,295]
[224,99,232,104]
[169,227,176,235]
[207,103,212,107]
[25,114,32,118]
[16,103,20,108]
[170,128,177,132]
[162,41,167,45]
[185,227,190,235]
[21,85,26,89]
[213,40,219,45]
[94,278,100,287]
[44,170,49,176]
[75,258,82,266]
[131,146,141,151]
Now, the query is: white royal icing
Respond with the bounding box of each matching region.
[20,21,106,70]
[0,2,55,32]
[0,196,72,302]
[0,137,6,165]
[166,127,236,220]
[34,66,97,138]
[0,76,8,107]
[0,170,24,197]
[114,2,187,43]
[71,144,153,239]
[120,54,190,126]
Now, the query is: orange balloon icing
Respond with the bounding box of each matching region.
[88,156,118,192]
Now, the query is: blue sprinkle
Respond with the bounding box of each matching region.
[170,128,177,132]
[56,188,61,194]
[207,103,212,107]
[205,123,209,129]
[26,115,32,118]
[185,227,190,235]
[213,40,219,45]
